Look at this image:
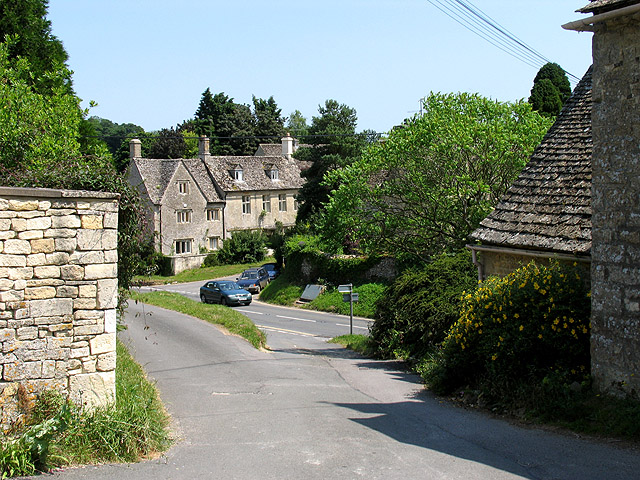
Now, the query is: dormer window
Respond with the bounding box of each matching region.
[177,181,189,194]
[231,166,243,181]
[266,166,279,180]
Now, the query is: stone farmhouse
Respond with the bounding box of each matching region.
[128,135,305,273]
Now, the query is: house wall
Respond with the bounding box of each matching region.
[477,249,590,282]
[590,12,640,396]
[0,188,119,428]
[225,190,298,235]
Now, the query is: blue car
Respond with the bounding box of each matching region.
[200,280,252,306]
[236,267,270,293]
[261,263,280,281]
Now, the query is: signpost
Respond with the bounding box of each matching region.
[338,284,358,334]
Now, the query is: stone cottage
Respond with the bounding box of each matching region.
[128,135,305,273]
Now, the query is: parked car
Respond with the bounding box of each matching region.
[236,267,270,293]
[200,280,252,306]
[261,262,281,281]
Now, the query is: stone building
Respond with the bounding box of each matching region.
[564,0,640,395]
[128,135,305,273]
[0,187,118,427]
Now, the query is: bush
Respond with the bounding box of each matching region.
[428,260,591,395]
[370,250,478,358]
[217,230,267,264]
[308,283,386,318]
[202,252,220,268]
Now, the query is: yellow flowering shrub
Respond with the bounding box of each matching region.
[432,260,590,393]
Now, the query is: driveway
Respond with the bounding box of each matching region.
[39,300,640,479]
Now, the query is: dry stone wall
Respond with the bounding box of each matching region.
[0,187,119,427]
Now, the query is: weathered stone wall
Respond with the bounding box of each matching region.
[0,187,119,427]
[591,12,640,395]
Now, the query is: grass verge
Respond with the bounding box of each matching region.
[130,290,267,350]
[133,258,274,286]
[329,334,375,356]
[0,340,171,478]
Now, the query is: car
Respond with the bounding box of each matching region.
[261,262,281,281]
[200,280,252,306]
[236,267,270,293]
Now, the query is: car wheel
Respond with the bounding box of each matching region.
[220,297,227,306]
[200,294,207,304]
[256,285,261,293]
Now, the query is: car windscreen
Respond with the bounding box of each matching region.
[241,272,258,279]
[219,282,240,291]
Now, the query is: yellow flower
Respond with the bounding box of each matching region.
[519,325,524,331]
[491,355,497,361]
[538,334,543,339]
[514,313,520,319]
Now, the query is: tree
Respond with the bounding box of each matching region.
[88,116,145,158]
[149,127,188,159]
[253,95,285,142]
[286,110,309,137]
[528,62,571,117]
[319,92,554,259]
[294,100,369,225]
[0,0,72,95]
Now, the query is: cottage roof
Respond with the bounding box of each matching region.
[470,67,593,256]
[131,157,223,205]
[578,0,639,13]
[203,155,304,192]
[255,144,282,156]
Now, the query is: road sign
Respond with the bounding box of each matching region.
[338,284,352,293]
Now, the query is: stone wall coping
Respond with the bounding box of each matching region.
[0,187,120,200]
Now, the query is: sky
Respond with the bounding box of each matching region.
[47,1,594,135]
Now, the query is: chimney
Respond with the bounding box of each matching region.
[199,136,210,159]
[129,138,141,159]
[282,133,294,158]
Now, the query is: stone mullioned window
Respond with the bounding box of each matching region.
[0,187,119,429]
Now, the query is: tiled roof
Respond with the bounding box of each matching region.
[203,155,304,192]
[255,144,282,156]
[182,159,223,203]
[470,67,593,256]
[578,0,639,13]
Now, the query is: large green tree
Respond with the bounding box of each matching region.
[286,110,309,137]
[253,95,285,142]
[294,100,371,225]
[0,0,71,95]
[528,62,571,117]
[319,93,554,259]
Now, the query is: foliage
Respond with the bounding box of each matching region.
[258,275,304,306]
[217,230,267,264]
[286,109,309,137]
[86,116,144,160]
[427,260,591,395]
[529,62,572,117]
[131,291,267,349]
[294,99,374,225]
[329,334,375,356]
[0,341,171,477]
[370,250,478,358]
[307,282,386,318]
[148,127,188,159]
[253,95,285,141]
[0,0,72,95]
[320,93,553,259]
[202,251,220,268]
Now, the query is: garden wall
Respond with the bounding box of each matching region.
[0,187,119,428]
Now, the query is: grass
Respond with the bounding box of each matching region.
[133,258,274,285]
[130,290,267,350]
[0,340,172,478]
[330,334,375,356]
[258,275,304,305]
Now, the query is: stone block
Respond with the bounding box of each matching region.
[74,310,103,321]
[74,298,97,310]
[102,230,118,250]
[103,212,118,229]
[104,309,117,334]
[25,286,56,300]
[13,280,26,291]
[30,238,55,254]
[18,230,43,240]
[96,352,116,372]
[4,239,30,255]
[26,216,51,230]
[16,326,37,340]
[81,215,103,229]
[97,278,118,309]
[7,267,33,280]
[51,215,81,229]
[0,255,27,268]
[77,230,104,251]
[90,333,115,355]
[69,371,115,408]
[10,218,26,232]
[34,266,61,279]
[0,328,15,343]
[0,290,23,302]
[74,324,104,336]
[69,346,90,359]
[78,284,97,298]
[0,279,13,291]
[44,228,77,239]
[61,265,84,281]
[27,279,63,288]
[8,199,38,211]
[104,250,118,263]
[31,298,73,317]
[48,322,73,333]
[69,251,104,265]
[38,201,51,211]
[85,264,117,280]
[0,219,10,230]
[26,254,46,267]
[45,252,70,265]
[54,237,77,253]
[56,286,78,298]
[91,201,118,213]
[82,358,97,373]
[4,361,41,381]
[42,360,56,378]
[0,231,15,241]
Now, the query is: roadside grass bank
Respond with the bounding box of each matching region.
[133,258,275,286]
[332,334,640,444]
[0,340,171,478]
[129,290,267,350]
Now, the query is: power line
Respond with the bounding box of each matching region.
[426,0,581,84]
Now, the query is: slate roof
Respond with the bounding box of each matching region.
[131,158,223,205]
[578,0,639,13]
[255,144,282,156]
[470,67,593,256]
[203,155,305,193]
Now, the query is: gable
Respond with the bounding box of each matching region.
[470,67,593,256]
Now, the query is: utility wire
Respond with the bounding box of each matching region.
[426,0,581,84]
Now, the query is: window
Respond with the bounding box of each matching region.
[176,210,192,224]
[242,195,251,214]
[293,198,299,211]
[174,239,192,255]
[267,167,278,180]
[206,208,220,221]
[262,195,271,213]
[278,194,287,212]
[208,237,220,250]
[231,167,243,181]
[177,181,189,194]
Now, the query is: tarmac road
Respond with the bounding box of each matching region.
[35,299,640,479]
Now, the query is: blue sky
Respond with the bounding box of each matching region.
[47,1,593,134]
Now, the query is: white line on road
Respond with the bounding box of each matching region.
[256,324,318,337]
[276,315,316,323]
[336,324,369,330]
[237,309,265,315]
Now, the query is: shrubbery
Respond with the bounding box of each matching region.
[425,261,591,395]
[217,230,266,264]
[370,250,478,358]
